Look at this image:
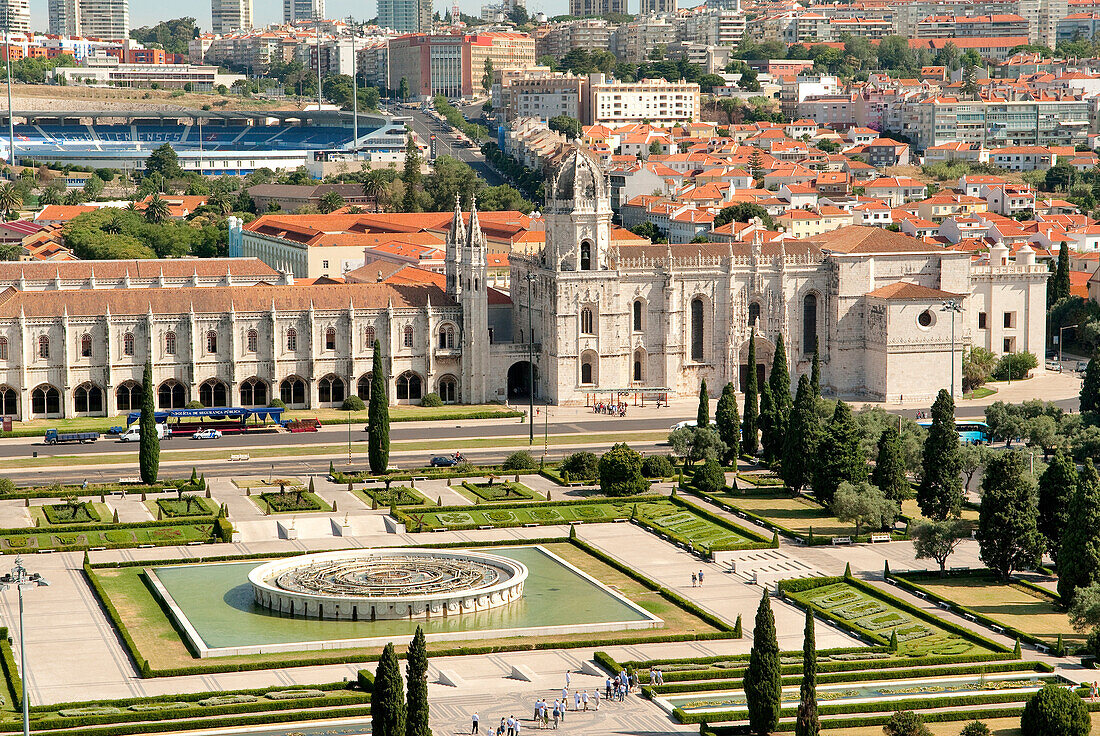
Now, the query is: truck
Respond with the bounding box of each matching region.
[118,424,171,442]
[44,429,99,445]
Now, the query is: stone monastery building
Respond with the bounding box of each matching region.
[0,149,1048,421]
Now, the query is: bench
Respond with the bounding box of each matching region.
[991,625,1004,634]
[963,613,977,622]
[187,541,205,546]
[612,518,629,523]
[478,525,493,530]
[229,454,250,462]
[831,536,852,545]
[138,544,154,548]
[90,546,106,551]
[35,549,53,554]
[870,534,891,543]
[523,523,539,528]
[938,601,951,610]
[1036,644,1049,653]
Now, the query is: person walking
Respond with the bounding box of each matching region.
[574,691,581,711]
[565,671,571,689]
[698,569,704,586]
[691,571,697,587]
[582,691,589,711]
[594,688,600,711]
[605,677,612,700]
[472,713,479,734]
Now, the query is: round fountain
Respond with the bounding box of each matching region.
[248,549,527,620]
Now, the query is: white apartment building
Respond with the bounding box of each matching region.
[588,75,700,126]
[284,0,324,23]
[0,0,30,33]
[494,68,587,123]
[535,19,616,59]
[211,0,253,34]
[47,0,79,36]
[75,0,128,38]
[613,16,677,62]
[675,9,746,48]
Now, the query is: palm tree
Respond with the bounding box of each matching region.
[144,192,171,223]
[208,191,233,216]
[37,185,61,206]
[0,183,23,219]
[62,190,85,206]
[361,170,387,212]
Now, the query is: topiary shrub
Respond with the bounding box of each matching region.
[268,398,287,409]
[693,458,725,493]
[502,451,537,471]
[598,443,649,497]
[341,395,366,411]
[883,710,932,736]
[185,400,204,410]
[1020,684,1089,736]
[641,454,675,478]
[960,722,992,736]
[0,478,14,495]
[420,393,443,407]
[561,451,599,481]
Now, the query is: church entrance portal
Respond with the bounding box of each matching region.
[507,362,538,399]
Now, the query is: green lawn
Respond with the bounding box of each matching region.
[911,575,1081,647]
[901,499,980,530]
[718,489,854,538]
[148,496,218,519]
[32,501,110,526]
[254,491,328,514]
[457,480,538,503]
[0,523,214,552]
[785,580,992,658]
[352,485,432,508]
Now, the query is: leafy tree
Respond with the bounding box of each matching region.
[548,115,582,140]
[918,389,963,520]
[714,202,773,229]
[742,328,759,456]
[1082,355,1100,413]
[810,346,821,398]
[368,340,390,474]
[144,192,171,224]
[693,458,725,493]
[992,351,1038,381]
[401,135,422,212]
[1019,684,1089,736]
[697,379,710,428]
[977,451,1042,581]
[129,17,199,55]
[960,722,991,736]
[406,627,430,736]
[957,443,992,494]
[912,518,967,575]
[871,426,910,503]
[1058,459,1100,603]
[962,347,997,392]
[144,143,182,179]
[1069,580,1100,633]
[481,57,494,97]
[781,374,819,493]
[668,426,726,464]
[812,401,867,505]
[373,643,406,736]
[883,710,932,736]
[1045,160,1077,192]
[795,610,819,736]
[1050,244,1071,306]
[1038,449,1077,562]
[630,221,666,243]
[139,361,159,485]
[743,590,781,735]
[715,382,740,464]
[398,76,410,101]
[598,443,649,497]
[82,174,104,199]
[561,451,599,480]
[831,481,896,536]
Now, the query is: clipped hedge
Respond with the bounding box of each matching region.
[392,494,667,532]
[0,627,20,710]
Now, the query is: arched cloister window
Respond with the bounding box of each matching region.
[80,333,92,358]
[438,375,458,403]
[122,332,135,356]
[286,327,297,352]
[205,330,218,354]
[803,293,819,355]
[403,325,414,348]
[240,378,267,406]
[438,324,455,349]
[318,375,346,403]
[396,371,422,400]
[115,382,142,412]
[164,331,176,355]
[0,386,16,416]
[38,335,49,360]
[246,328,258,353]
[199,379,228,408]
[280,376,306,406]
[580,307,595,335]
[31,384,59,415]
[633,348,646,382]
[325,327,337,351]
[633,300,644,332]
[691,298,704,362]
[74,383,103,414]
[365,326,376,348]
[357,373,372,400]
[0,337,8,361]
[157,380,186,409]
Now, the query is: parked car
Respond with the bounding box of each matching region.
[430,454,459,467]
[1047,361,1063,372]
[669,420,718,432]
[1078,361,1090,373]
[191,429,223,440]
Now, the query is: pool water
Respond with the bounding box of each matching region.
[665,673,1060,713]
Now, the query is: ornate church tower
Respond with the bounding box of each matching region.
[446,197,489,403]
[544,146,613,272]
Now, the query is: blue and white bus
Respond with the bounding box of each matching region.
[916,419,992,445]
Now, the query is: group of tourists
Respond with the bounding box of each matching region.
[592,402,627,417]
[691,569,705,587]
[470,670,639,734]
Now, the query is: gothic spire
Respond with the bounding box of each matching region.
[450,193,466,246]
[468,196,481,245]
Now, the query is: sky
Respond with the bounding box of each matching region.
[25,0,576,32]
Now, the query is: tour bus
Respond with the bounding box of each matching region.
[916,419,992,445]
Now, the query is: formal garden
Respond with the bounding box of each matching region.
[254,487,327,514]
[457,479,539,502]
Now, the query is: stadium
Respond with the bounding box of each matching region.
[0,109,409,175]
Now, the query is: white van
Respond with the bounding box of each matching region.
[118,424,171,442]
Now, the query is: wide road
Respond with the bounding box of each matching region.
[403,107,504,186]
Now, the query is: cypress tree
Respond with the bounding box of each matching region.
[697,379,710,428]
[138,360,159,485]
[810,346,821,399]
[811,401,867,505]
[781,374,819,494]
[744,589,781,736]
[977,451,1041,582]
[769,333,792,418]
[795,610,819,736]
[1049,243,1071,306]
[1057,458,1100,603]
[368,339,390,474]
[759,383,777,463]
[1082,355,1100,414]
[373,643,406,736]
[715,382,741,465]
[871,426,910,503]
[406,627,430,736]
[1037,449,1077,563]
[917,389,963,520]
[742,328,759,456]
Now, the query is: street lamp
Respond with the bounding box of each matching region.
[941,299,963,397]
[1059,324,1079,365]
[526,272,536,445]
[0,558,47,736]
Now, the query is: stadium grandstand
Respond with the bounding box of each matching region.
[0,109,409,175]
